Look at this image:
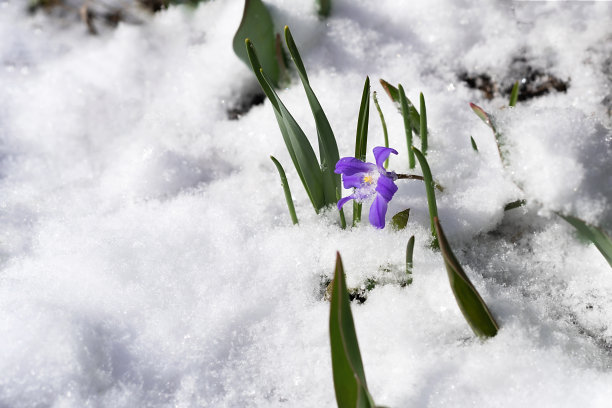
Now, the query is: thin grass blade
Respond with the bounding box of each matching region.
[470,136,478,152]
[406,235,415,284]
[330,253,377,408]
[399,85,415,169]
[469,102,507,165]
[509,81,519,107]
[412,147,439,246]
[419,92,428,154]
[233,0,279,87]
[316,0,331,17]
[270,156,299,225]
[285,26,340,206]
[372,91,390,169]
[434,217,499,338]
[504,199,526,211]
[558,214,612,268]
[379,79,420,134]
[352,77,371,226]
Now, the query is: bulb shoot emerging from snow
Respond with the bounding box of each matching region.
[335,146,399,229]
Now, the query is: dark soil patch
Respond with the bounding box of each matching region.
[459,56,570,102]
[226,91,265,120]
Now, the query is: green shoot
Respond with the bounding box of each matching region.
[434,217,499,338]
[509,81,519,107]
[270,156,299,225]
[399,85,415,169]
[372,91,390,169]
[316,0,331,17]
[330,253,377,408]
[379,79,421,134]
[558,214,612,269]
[353,77,371,226]
[470,136,478,152]
[412,147,439,247]
[419,93,428,154]
[406,235,415,284]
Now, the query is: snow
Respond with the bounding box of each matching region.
[0,0,611,406]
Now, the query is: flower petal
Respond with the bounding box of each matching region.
[375,175,398,202]
[335,157,376,176]
[369,194,388,229]
[337,194,355,210]
[373,146,398,170]
[342,174,363,189]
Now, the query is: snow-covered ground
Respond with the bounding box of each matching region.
[1,0,612,406]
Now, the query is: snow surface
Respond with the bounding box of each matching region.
[1,0,612,406]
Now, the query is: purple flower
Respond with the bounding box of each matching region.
[335,146,399,229]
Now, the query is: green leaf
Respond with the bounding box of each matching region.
[391,208,410,231]
[285,26,340,206]
[470,136,478,152]
[330,253,377,408]
[270,156,298,225]
[353,77,371,226]
[246,40,325,211]
[469,102,496,133]
[399,85,415,169]
[434,217,499,338]
[316,0,331,17]
[379,79,420,135]
[419,93,428,154]
[503,199,526,211]
[558,214,612,269]
[355,77,371,161]
[412,147,439,246]
[509,81,519,107]
[233,0,280,87]
[372,91,390,169]
[469,102,507,165]
[406,235,415,283]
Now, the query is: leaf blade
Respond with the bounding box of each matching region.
[558,214,612,268]
[391,208,410,231]
[330,253,376,408]
[233,0,279,87]
[270,156,298,225]
[285,26,340,206]
[434,218,499,338]
[412,147,438,245]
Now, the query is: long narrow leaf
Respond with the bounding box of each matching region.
[434,217,499,338]
[406,235,415,283]
[246,40,325,211]
[412,147,438,245]
[399,85,415,169]
[379,79,420,135]
[419,92,428,154]
[330,253,376,408]
[470,136,478,152]
[372,91,390,168]
[559,214,612,268]
[316,0,331,17]
[509,81,519,107]
[356,77,371,161]
[285,26,340,206]
[469,102,506,165]
[353,77,371,226]
[233,0,279,87]
[270,156,298,225]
